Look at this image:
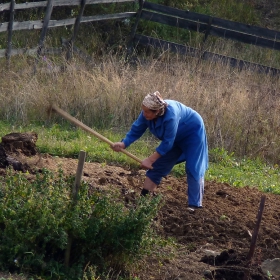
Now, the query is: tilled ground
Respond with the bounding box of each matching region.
[1,149,279,280]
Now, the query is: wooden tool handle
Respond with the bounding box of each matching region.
[49,104,143,164]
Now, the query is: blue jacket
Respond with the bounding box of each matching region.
[122,100,208,180]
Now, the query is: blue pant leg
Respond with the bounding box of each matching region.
[187,170,204,207]
[146,145,182,185]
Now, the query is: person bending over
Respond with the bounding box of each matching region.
[111,91,208,208]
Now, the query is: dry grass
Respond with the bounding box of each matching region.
[0,49,280,164]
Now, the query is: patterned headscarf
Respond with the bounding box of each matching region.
[142,91,167,116]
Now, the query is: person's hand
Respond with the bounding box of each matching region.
[141,152,161,169]
[111,142,125,152]
[141,157,154,169]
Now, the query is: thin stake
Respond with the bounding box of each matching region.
[64,150,86,267]
[72,150,86,201]
[243,195,266,280]
[246,195,266,262]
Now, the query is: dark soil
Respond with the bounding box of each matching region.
[0,133,280,280]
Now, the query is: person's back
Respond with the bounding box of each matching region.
[111,91,208,208]
[164,100,194,122]
[164,100,206,140]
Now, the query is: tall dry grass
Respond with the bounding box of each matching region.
[0,50,280,164]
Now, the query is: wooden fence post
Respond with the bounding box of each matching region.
[37,0,54,57]
[6,0,15,68]
[203,16,212,42]
[66,0,87,61]
[64,150,87,267]
[125,0,144,61]
[197,16,212,72]
[34,0,54,73]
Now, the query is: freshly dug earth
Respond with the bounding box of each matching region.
[0,135,280,280]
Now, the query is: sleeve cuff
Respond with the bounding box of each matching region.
[121,138,130,148]
[155,147,164,156]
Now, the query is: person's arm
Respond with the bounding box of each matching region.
[141,151,161,169]
[156,117,179,156]
[111,112,148,152]
[140,117,178,168]
[121,112,148,148]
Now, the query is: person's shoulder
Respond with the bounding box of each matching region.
[164,99,177,107]
[164,101,178,117]
[165,100,186,109]
[166,100,191,108]
[164,99,175,103]
[165,99,183,105]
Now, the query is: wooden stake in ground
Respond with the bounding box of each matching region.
[247,195,266,262]
[64,150,86,267]
[243,194,266,280]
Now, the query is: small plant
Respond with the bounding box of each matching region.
[220,214,228,221]
[186,242,196,252]
[266,270,272,279]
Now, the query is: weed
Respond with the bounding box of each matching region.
[266,271,272,279]
[220,214,228,221]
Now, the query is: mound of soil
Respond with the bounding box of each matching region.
[0,133,279,280]
[0,132,38,172]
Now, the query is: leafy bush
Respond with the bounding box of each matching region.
[0,168,161,279]
[81,193,160,268]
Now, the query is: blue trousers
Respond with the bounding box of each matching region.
[146,145,205,207]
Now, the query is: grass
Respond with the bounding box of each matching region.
[207,148,280,194]
[2,121,280,195]
[2,54,280,164]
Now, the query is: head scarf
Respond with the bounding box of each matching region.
[142,91,167,116]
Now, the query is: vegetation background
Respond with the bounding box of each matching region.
[0,0,280,279]
[1,0,280,164]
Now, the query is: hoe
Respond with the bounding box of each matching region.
[48,104,143,165]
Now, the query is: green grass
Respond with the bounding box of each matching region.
[207,148,280,194]
[1,121,280,195]
[173,148,280,195]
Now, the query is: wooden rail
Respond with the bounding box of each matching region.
[0,47,62,58]
[1,0,280,74]
[141,10,280,51]
[143,2,280,42]
[0,0,134,11]
[134,34,280,75]
[141,2,280,51]
[0,12,136,33]
[128,1,280,75]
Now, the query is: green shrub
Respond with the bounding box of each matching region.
[80,193,161,268]
[0,168,161,279]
